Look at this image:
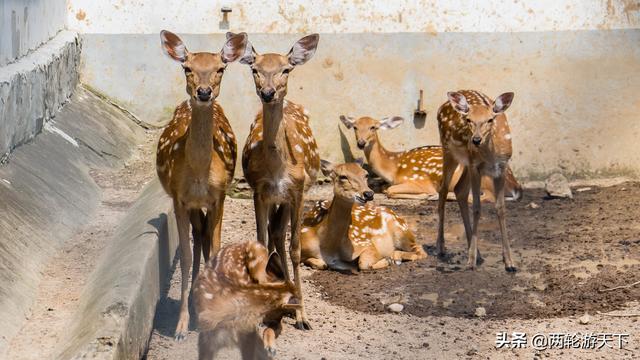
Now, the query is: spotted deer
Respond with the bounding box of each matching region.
[301,160,427,271]
[435,90,517,272]
[156,30,246,340]
[339,115,522,202]
[194,241,299,360]
[238,34,320,330]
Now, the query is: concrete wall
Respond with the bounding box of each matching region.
[67,0,640,33]
[0,0,67,66]
[80,30,640,179]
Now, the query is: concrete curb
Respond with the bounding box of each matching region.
[0,86,145,354]
[59,179,177,360]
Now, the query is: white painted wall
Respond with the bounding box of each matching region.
[67,0,639,34]
[0,0,67,66]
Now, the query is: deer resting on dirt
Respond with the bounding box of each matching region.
[194,241,299,360]
[339,115,522,202]
[301,160,427,271]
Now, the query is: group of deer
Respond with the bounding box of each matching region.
[156,30,520,359]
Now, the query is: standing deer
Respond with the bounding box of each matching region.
[239,34,320,330]
[194,241,299,360]
[156,30,247,340]
[301,160,426,271]
[339,115,522,202]
[435,90,517,272]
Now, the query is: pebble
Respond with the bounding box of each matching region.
[474,307,487,317]
[576,187,592,192]
[527,202,540,209]
[579,313,591,325]
[387,303,404,313]
[545,173,573,199]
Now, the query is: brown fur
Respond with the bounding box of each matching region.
[435,89,517,271]
[194,241,298,359]
[340,115,522,201]
[239,34,320,330]
[156,30,246,340]
[301,162,426,271]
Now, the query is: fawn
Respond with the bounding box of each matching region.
[157,30,246,340]
[339,115,522,202]
[435,90,517,272]
[194,241,299,360]
[238,33,320,330]
[301,160,427,271]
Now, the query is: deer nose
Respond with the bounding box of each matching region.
[260,88,276,103]
[357,140,366,149]
[472,136,482,146]
[196,87,212,101]
[363,191,374,201]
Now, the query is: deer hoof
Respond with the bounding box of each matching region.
[505,266,517,273]
[265,346,277,358]
[174,331,187,342]
[295,319,312,331]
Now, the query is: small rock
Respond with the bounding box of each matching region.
[545,173,573,199]
[576,187,592,192]
[474,307,487,317]
[579,313,591,325]
[422,342,430,348]
[527,202,540,209]
[387,303,404,313]
[467,348,478,356]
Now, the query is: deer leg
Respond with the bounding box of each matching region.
[494,174,517,272]
[174,201,192,341]
[467,168,482,270]
[269,204,291,280]
[436,153,458,256]
[207,192,225,258]
[392,250,424,262]
[304,257,328,270]
[289,195,311,330]
[454,168,482,262]
[254,192,269,247]
[190,210,204,284]
[197,330,218,360]
[384,182,435,200]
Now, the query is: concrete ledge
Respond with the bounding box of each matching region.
[59,179,177,359]
[0,30,81,158]
[0,87,144,353]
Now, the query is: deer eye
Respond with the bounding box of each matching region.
[466,118,472,123]
[353,126,358,131]
[339,175,348,181]
[217,67,225,74]
[183,67,192,74]
[487,117,494,124]
[251,68,258,75]
[282,68,290,75]
[370,126,376,131]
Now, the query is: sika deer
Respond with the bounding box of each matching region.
[194,241,299,360]
[435,90,517,272]
[301,160,426,271]
[339,115,522,202]
[239,34,320,330]
[156,30,246,340]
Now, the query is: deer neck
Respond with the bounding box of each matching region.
[323,196,354,245]
[261,101,288,173]
[364,134,397,183]
[185,100,214,176]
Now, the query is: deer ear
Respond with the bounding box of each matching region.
[447,91,469,115]
[220,32,247,63]
[379,116,404,130]
[288,34,319,66]
[225,31,236,40]
[493,92,514,114]
[160,30,188,63]
[339,115,355,129]
[320,159,335,177]
[354,157,365,167]
[239,40,257,65]
[266,251,285,281]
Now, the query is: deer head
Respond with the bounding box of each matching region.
[321,160,374,204]
[447,91,514,147]
[340,115,404,150]
[238,34,319,103]
[160,30,247,104]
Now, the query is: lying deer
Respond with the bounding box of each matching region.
[157,30,246,340]
[339,115,522,202]
[301,160,427,271]
[194,241,299,360]
[436,90,517,271]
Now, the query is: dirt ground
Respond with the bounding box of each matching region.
[145,181,640,359]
